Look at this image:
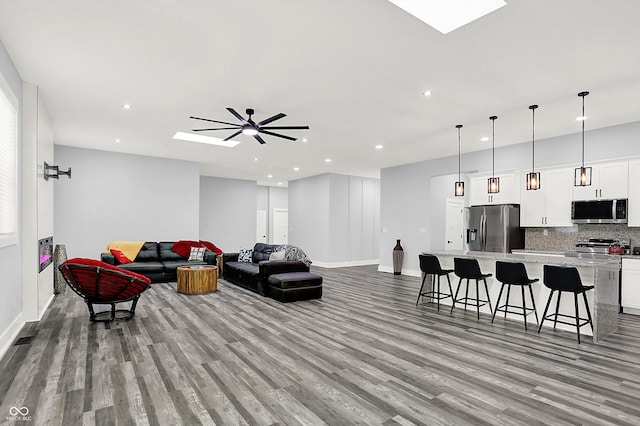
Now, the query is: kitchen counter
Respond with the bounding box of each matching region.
[427,250,619,342]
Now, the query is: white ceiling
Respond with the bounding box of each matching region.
[1,0,640,186]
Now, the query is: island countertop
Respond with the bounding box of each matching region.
[423,250,620,342]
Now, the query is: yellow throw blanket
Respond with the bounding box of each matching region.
[106,241,146,262]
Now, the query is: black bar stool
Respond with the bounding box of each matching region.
[416,254,454,311]
[492,261,540,330]
[538,265,594,344]
[451,257,493,320]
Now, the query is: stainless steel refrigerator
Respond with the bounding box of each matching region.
[465,204,524,253]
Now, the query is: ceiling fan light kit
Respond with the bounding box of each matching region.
[190,107,309,145]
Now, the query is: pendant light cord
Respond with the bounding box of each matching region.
[532,107,535,171]
[581,95,585,167]
[456,124,462,181]
[490,116,497,177]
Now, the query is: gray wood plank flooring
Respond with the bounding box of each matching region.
[2,265,640,425]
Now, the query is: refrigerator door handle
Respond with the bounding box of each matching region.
[481,214,487,250]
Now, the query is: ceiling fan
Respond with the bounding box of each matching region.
[190,108,309,144]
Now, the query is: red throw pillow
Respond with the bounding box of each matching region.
[110,248,132,265]
[200,240,223,255]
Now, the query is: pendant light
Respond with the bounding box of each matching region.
[574,91,592,186]
[488,115,499,193]
[526,104,540,190]
[454,124,464,196]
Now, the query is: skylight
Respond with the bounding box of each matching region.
[388,0,506,34]
[173,132,241,148]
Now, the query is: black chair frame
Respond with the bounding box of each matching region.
[451,258,493,320]
[416,254,454,311]
[538,289,593,344]
[492,261,540,331]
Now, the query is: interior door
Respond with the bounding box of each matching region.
[256,210,267,243]
[273,208,288,245]
[444,198,464,250]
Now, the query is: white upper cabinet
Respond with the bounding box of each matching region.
[469,172,520,206]
[628,159,640,226]
[572,160,629,201]
[520,167,573,227]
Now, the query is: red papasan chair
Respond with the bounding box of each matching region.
[59,257,151,322]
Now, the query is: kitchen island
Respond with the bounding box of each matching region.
[428,250,620,342]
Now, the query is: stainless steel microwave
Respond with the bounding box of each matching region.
[571,199,628,224]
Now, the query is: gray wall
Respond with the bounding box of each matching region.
[200,176,256,252]
[54,146,200,258]
[380,120,640,274]
[289,173,379,265]
[0,37,23,350]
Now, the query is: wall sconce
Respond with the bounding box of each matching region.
[44,161,71,181]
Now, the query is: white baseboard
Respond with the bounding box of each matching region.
[0,313,25,361]
[622,306,640,316]
[377,265,421,277]
[312,259,379,268]
[39,294,55,319]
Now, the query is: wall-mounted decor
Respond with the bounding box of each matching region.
[38,236,53,272]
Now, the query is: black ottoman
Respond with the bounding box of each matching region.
[267,272,323,302]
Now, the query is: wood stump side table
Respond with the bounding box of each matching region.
[177,265,217,295]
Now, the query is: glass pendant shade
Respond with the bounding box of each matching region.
[526,171,541,190]
[526,104,540,190]
[574,166,592,186]
[488,177,500,193]
[574,91,592,187]
[487,116,500,194]
[454,124,464,196]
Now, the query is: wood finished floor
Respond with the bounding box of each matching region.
[2,265,640,426]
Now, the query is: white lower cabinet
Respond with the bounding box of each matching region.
[622,258,640,314]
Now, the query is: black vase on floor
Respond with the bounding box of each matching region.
[392,239,404,275]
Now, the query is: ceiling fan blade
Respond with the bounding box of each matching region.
[226,108,247,123]
[223,130,243,141]
[193,127,241,132]
[260,125,310,130]
[189,116,239,127]
[257,112,286,126]
[254,134,267,145]
[259,130,297,141]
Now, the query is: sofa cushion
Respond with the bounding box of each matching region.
[252,243,279,262]
[268,272,323,289]
[134,242,160,261]
[270,250,286,261]
[118,261,165,274]
[238,248,253,262]
[159,242,186,260]
[225,261,260,275]
[162,259,206,272]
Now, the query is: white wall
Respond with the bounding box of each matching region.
[380,120,640,275]
[289,173,379,266]
[200,176,256,252]
[268,186,288,244]
[0,37,23,357]
[54,146,200,258]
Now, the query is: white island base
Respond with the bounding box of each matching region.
[426,251,620,342]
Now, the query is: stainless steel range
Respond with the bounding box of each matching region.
[564,237,630,259]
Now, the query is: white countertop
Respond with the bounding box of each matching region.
[429,250,621,269]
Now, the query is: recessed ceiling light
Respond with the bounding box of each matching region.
[114,138,121,143]
[325,158,332,163]
[423,90,433,97]
[267,174,273,178]
[375,145,384,150]
[254,157,258,162]
[576,116,587,121]
[481,136,489,142]
[277,182,283,186]
[389,0,506,34]
[293,167,300,171]
[302,138,308,143]
[122,104,132,109]
[173,131,241,147]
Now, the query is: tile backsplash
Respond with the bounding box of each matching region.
[525,225,640,252]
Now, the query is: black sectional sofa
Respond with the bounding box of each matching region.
[101,241,217,283]
[223,243,311,296]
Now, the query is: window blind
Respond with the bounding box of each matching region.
[0,77,17,246]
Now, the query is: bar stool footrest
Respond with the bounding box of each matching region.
[542,312,592,329]
[419,292,451,301]
[454,297,490,307]
[495,304,537,317]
